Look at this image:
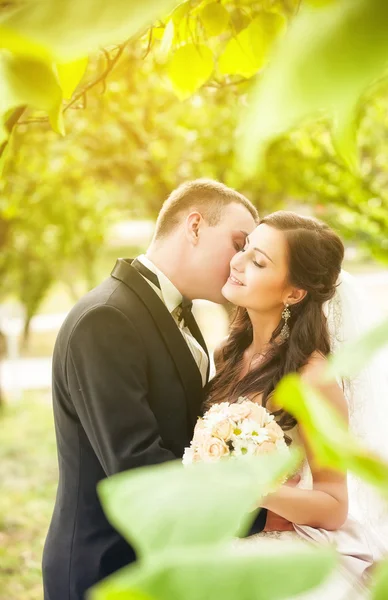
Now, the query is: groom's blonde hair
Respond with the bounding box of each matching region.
[154,179,258,239]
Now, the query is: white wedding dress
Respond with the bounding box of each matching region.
[238,271,388,599]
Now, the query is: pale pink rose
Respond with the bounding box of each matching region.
[212,418,233,441]
[207,402,230,415]
[228,402,253,421]
[198,436,229,462]
[254,440,277,455]
[265,420,284,442]
[249,404,271,427]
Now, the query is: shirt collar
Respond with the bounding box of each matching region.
[136,255,182,314]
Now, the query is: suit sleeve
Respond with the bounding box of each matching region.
[67,304,176,475]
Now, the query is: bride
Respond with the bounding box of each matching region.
[206,211,388,598]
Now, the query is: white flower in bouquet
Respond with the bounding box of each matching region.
[182,397,290,465]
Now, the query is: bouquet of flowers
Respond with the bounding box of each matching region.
[183,397,289,465]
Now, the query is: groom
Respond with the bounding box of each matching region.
[42,179,272,600]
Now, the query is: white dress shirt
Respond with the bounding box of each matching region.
[135,255,209,387]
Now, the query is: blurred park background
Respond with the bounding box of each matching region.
[1,1,388,598]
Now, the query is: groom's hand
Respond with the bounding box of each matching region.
[263,474,301,532]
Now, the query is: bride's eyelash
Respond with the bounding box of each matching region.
[253,261,264,268]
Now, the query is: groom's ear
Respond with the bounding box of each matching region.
[287,287,307,306]
[185,211,203,245]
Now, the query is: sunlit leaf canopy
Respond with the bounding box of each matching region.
[1,0,387,338]
[238,0,388,173]
[0,0,295,144]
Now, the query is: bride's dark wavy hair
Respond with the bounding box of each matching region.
[205,211,345,432]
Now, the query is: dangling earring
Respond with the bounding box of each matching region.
[280,303,291,341]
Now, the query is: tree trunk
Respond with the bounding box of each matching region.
[0,329,6,410]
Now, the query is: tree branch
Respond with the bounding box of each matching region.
[0,106,27,159]
[17,42,129,126]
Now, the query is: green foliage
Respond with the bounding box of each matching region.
[91,452,337,600]
[200,3,229,37]
[0,0,182,61]
[56,57,89,100]
[0,394,58,600]
[90,544,336,600]
[0,52,64,143]
[219,14,285,78]
[0,0,182,143]
[273,311,388,493]
[0,1,297,145]
[371,559,388,600]
[239,0,388,172]
[98,452,301,557]
[275,374,388,494]
[0,119,115,331]
[167,44,214,100]
[163,3,289,91]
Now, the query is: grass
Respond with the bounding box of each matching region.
[0,393,57,600]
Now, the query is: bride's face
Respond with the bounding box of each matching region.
[222,224,292,312]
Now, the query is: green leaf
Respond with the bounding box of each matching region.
[219,13,286,79]
[238,0,388,174]
[201,3,229,37]
[167,44,213,99]
[371,558,388,600]
[305,0,336,6]
[171,1,191,25]
[325,315,388,380]
[56,57,88,100]
[159,20,175,60]
[0,51,64,143]
[98,452,300,559]
[0,0,183,62]
[274,375,388,495]
[90,543,336,600]
[0,26,51,61]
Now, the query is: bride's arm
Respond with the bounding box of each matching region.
[261,354,349,531]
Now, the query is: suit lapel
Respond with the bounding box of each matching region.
[186,312,210,384]
[111,259,203,427]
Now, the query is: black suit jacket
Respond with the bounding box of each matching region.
[42,259,266,600]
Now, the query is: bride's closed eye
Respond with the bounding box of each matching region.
[241,241,264,267]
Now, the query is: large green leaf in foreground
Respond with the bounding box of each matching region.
[97,452,301,559]
[371,558,388,600]
[0,0,182,61]
[92,451,338,600]
[90,542,336,600]
[239,0,388,173]
[274,375,388,496]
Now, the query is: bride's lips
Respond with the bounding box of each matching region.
[227,273,245,286]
